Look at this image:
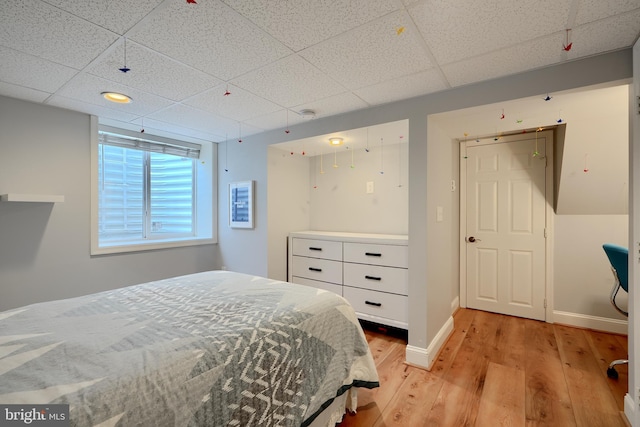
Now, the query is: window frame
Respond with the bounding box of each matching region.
[90,118,217,255]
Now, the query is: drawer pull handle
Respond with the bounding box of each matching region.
[365,275,381,281]
[309,247,323,251]
[308,267,322,272]
[365,252,382,257]
[365,300,382,307]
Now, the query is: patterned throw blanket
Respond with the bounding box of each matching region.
[0,271,379,426]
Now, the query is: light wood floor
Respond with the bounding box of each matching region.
[339,308,629,427]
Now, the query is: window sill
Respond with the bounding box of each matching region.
[91,236,217,256]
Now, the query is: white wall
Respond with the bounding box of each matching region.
[308,143,408,234]
[265,142,409,282]
[426,120,460,319]
[0,96,217,311]
[216,140,269,276]
[554,215,628,320]
[267,148,310,280]
[556,85,629,214]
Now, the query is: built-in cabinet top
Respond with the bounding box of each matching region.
[289,230,408,246]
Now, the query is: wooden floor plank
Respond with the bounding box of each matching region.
[366,333,402,366]
[339,340,407,427]
[489,312,526,370]
[429,308,475,377]
[475,362,525,427]
[421,310,500,426]
[523,319,576,427]
[374,366,443,427]
[339,309,627,427]
[554,325,625,427]
[584,329,628,410]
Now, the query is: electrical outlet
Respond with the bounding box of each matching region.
[451,180,456,192]
[366,181,374,194]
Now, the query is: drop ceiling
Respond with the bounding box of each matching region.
[1,0,639,144]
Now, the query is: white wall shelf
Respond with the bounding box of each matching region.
[0,194,65,203]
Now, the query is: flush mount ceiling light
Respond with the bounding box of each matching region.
[101,91,132,103]
[329,137,344,146]
[299,109,316,119]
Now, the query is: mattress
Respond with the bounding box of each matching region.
[0,270,379,426]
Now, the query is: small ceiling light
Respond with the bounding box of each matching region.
[101,91,132,104]
[329,137,344,146]
[299,109,316,119]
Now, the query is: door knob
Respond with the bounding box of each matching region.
[467,236,481,242]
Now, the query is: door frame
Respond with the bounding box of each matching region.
[458,131,555,322]
[626,37,639,427]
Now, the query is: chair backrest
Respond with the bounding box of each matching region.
[603,243,629,293]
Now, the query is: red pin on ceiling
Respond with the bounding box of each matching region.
[563,29,573,51]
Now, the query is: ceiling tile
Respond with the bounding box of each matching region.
[293,92,369,120]
[0,47,78,93]
[0,0,118,69]
[47,95,140,123]
[0,83,51,103]
[271,119,409,156]
[42,0,165,35]
[185,84,282,122]
[87,40,221,102]
[221,0,400,51]
[354,68,449,106]
[101,116,222,144]
[0,0,638,143]
[575,0,640,25]
[243,108,305,133]
[299,10,434,89]
[129,0,292,81]
[231,54,347,107]
[146,103,263,139]
[55,73,174,116]
[571,11,640,57]
[440,34,569,87]
[408,0,572,65]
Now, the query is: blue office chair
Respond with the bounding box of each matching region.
[602,243,629,379]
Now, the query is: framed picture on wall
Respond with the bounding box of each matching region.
[229,181,254,229]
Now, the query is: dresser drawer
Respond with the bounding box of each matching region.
[291,256,343,284]
[343,286,408,323]
[292,238,343,261]
[344,263,408,295]
[343,242,408,268]
[291,276,342,297]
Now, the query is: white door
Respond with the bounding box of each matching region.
[465,132,548,320]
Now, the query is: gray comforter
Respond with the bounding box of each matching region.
[0,271,379,426]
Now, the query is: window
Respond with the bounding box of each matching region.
[91,122,216,254]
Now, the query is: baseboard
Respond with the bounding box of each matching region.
[451,296,460,314]
[624,393,635,427]
[553,310,628,335]
[405,315,454,370]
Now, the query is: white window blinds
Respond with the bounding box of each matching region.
[97,127,198,246]
[99,128,201,159]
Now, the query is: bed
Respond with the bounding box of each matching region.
[0,270,379,426]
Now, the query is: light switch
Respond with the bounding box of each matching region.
[436,206,444,222]
[366,181,374,194]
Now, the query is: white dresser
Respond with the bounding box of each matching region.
[288,231,409,329]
